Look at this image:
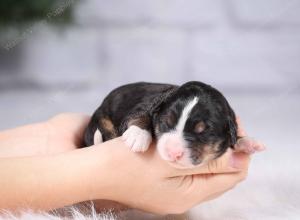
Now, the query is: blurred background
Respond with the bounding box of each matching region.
[0,0,300,219]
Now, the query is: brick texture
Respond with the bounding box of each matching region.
[189,31,300,89]
[1,0,300,91]
[75,0,223,27]
[229,0,300,27]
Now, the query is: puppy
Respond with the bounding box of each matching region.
[83,81,253,168]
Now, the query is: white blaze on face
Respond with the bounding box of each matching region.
[157,97,199,166]
[176,97,199,132]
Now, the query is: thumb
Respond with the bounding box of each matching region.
[171,149,250,176]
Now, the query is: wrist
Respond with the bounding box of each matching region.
[0,149,94,211]
[80,140,119,201]
[83,138,132,203]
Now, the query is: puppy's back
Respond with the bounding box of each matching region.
[84,82,176,146]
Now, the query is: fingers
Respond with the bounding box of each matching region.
[193,168,248,198]
[170,150,250,176]
[49,113,91,129]
[49,112,90,135]
[235,117,266,153]
[48,113,91,147]
[235,137,266,153]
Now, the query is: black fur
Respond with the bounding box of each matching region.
[83,81,238,165]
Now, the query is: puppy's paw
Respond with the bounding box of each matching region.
[234,137,266,154]
[122,125,152,152]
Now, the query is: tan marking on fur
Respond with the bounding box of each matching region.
[201,142,222,163]
[100,118,117,137]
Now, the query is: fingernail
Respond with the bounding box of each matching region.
[254,142,267,151]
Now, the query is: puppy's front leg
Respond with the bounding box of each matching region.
[122,116,152,152]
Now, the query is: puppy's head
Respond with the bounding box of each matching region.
[153,81,237,168]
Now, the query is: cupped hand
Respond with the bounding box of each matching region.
[88,118,264,215]
[0,113,264,215]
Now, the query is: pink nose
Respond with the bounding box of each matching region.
[167,148,184,161]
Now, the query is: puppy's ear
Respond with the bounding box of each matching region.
[149,88,177,116]
[227,108,238,148]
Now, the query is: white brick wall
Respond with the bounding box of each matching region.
[189,30,300,89]
[230,0,300,26]
[100,28,187,86]
[22,26,105,84]
[21,27,188,87]
[75,0,223,27]
[1,0,300,91]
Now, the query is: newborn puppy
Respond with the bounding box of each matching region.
[83,81,248,168]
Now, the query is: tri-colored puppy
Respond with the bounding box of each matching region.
[83,81,256,168]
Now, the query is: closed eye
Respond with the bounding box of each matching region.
[194,121,206,134]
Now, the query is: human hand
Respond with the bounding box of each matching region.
[88,118,264,215]
[0,113,90,157]
[0,113,264,214]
